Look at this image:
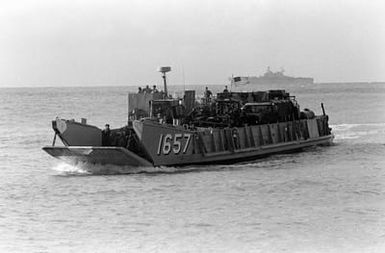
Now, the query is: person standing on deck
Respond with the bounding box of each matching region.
[102,124,111,146]
[204,86,212,104]
[144,85,152,93]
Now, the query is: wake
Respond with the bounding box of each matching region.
[52,162,180,175]
[51,161,258,176]
[331,122,385,141]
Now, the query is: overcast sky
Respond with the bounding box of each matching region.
[0,0,384,87]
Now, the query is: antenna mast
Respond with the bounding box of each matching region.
[157,66,171,97]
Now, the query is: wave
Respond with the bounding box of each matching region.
[51,160,274,176]
[52,162,180,175]
[331,123,385,141]
[51,162,240,175]
[331,122,385,131]
[52,163,91,175]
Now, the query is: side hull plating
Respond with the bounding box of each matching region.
[43,116,333,168]
[134,117,333,167]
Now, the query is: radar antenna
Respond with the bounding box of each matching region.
[157,66,171,97]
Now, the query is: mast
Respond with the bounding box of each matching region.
[157,66,171,97]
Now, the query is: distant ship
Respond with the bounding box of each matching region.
[233,67,314,85]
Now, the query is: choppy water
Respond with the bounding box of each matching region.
[1,83,385,252]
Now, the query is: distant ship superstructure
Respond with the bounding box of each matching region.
[233,67,314,85]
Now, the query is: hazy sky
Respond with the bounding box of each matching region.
[1,0,384,87]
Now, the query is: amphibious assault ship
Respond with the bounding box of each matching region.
[233,67,314,85]
[43,67,332,168]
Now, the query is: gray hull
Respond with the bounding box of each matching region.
[247,76,314,85]
[133,118,333,167]
[43,116,333,167]
[42,135,333,167]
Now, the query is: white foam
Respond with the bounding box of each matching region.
[331,123,385,141]
[331,122,385,129]
[52,162,90,175]
[51,162,181,175]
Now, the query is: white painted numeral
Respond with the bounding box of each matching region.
[162,134,172,155]
[173,134,183,154]
[183,134,191,154]
[157,134,163,155]
[157,133,191,155]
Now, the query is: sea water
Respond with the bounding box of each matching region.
[0,83,385,252]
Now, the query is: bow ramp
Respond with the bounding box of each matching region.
[42,146,153,167]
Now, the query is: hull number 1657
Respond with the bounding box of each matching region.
[157,133,191,155]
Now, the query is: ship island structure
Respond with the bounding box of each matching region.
[43,67,333,168]
[232,67,314,85]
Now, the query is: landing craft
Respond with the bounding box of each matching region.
[43,67,333,168]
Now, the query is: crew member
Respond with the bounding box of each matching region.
[102,124,111,146]
[232,128,239,149]
[144,85,152,93]
[204,86,212,104]
[126,130,137,152]
[152,85,158,93]
[223,85,229,93]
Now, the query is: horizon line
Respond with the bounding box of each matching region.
[1,81,385,89]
